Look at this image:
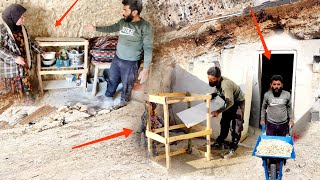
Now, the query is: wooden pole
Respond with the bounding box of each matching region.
[206,95,211,160]
[37,53,44,95]
[147,101,152,153]
[163,102,171,169]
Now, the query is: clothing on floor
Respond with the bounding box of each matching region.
[141,102,164,153]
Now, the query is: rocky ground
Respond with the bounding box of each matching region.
[0,88,319,179]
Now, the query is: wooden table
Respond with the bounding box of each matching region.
[146,93,212,169]
[91,61,112,96]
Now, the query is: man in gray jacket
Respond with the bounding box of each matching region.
[208,67,245,158]
[260,75,294,136]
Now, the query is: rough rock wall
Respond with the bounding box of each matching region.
[0,0,123,38]
[0,0,249,38]
[144,0,249,32]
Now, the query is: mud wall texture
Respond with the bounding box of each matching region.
[0,0,249,38]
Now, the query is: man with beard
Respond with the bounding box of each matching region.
[84,0,153,109]
[207,67,245,158]
[260,75,294,136]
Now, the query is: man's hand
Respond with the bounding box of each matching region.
[15,56,25,66]
[211,111,220,117]
[138,69,149,84]
[84,24,96,32]
[289,120,294,127]
[211,92,218,100]
[260,120,265,125]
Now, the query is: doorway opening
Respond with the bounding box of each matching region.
[259,51,297,117]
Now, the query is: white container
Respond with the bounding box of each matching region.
[65,74,73,82]
[41,52,56,60]
[42,58,56,66]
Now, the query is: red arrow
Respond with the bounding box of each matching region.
[250,6,271,60]
[55,0,79,27]
[72,128,134,149]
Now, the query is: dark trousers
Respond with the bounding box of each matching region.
[216,101,245,150]
[105,55,138,102]
[266,120,289,136]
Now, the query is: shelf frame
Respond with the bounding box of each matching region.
[146,93,212,169]
[36,37,89,95]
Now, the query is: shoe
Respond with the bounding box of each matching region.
[211,142,224,150]
[221,149,235,159]
[111,100,128,110]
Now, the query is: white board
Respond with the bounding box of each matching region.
[176,96,225,128]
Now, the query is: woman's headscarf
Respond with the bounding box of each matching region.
[2,4,26,32]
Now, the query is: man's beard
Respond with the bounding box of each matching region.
[272,88,282,97]
[209,81,221,88]
[124,13,133,22]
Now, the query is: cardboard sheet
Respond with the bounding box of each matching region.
[176,96,225,128]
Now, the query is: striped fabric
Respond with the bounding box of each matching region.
[89,36,118,63]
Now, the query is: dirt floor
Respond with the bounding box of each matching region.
[0,87,320,179]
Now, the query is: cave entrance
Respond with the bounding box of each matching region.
[259,50,297,118]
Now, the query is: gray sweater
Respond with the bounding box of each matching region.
[96,18,153,69]
[261,90,293,124]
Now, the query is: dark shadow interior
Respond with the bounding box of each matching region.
[261,54,294,104]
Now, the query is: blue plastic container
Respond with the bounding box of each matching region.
[56,59,64,68]
[63,58,71,67]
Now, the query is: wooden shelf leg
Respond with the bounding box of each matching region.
[84,44,89,92]
[37,54,44,95]
[206,98,211,160]
[92,65,99,96]
[147,101,152,153]
[164,103,171,169]
[82,73,87,92]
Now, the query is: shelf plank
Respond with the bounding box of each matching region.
[41,64,84,70]
[43,80,83,90]
[168,129,212,143]
[35,37,87,42]
[153,149,187,161]
[40,69,87,75]
[37,42,88,46]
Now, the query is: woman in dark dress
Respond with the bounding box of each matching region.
[0,4,41,105]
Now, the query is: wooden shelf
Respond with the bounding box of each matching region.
[43,80,83,90]
[35,37,88,46]
[36,37,89,95]
[146,93,212,169]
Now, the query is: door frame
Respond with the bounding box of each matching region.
[258,50,297,118]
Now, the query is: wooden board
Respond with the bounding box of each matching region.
[35,37,86,42]
[168,129,212,143]
[43,80,84,90]
[153,149,187,161]
[176,96,224,128]
[152,124,186,133]
[41,64,85,70]
[17,106,57,126]
[40,69,87,75]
